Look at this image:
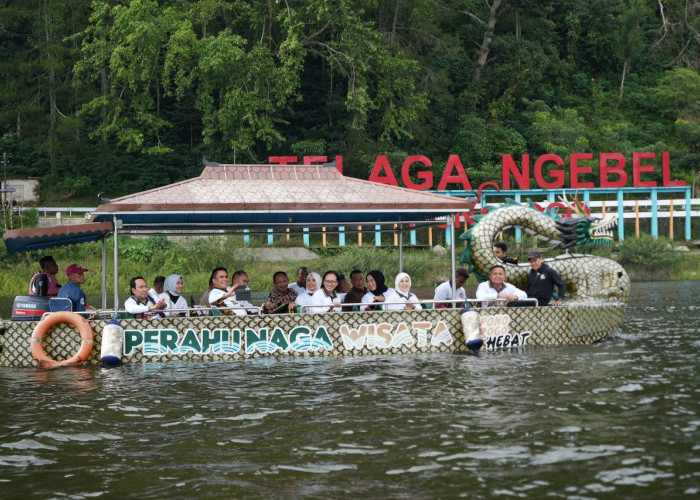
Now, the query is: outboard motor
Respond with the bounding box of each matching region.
[33,274,49,297]
[11,295,50,321]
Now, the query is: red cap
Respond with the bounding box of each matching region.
[66,264,88,276]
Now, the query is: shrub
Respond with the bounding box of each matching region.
[618,234,680,268]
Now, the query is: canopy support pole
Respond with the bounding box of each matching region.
[101,236,107,310]
[449,214,457,305]
[398,224,404,273]
[113,216,119,313]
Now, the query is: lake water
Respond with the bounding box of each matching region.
[1,281,698,498]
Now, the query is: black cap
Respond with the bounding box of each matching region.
[527,250,541,260]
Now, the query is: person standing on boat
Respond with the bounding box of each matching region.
[342,270,366,311]
[125,276,166,318]
[493,242,518,265]
[293,271,321,312]
[433,268,469,308]
[162,274,188,317]
[29,255,62,297]
[263,271,298,314]
[524,250,565,306]
[288,267,310,295]
[476,265,526,307]
[56,264,95,313]
[386,272,422,311]
[309,271,343,313]
[360,270,395,311]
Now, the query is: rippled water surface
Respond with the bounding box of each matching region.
[1,281,699,498]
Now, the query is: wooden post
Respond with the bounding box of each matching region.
[393,224,398,246]
[601,200,606,218]
[634,200,640,237]
[358,225,362,246]
[322,227,327,247]
[286,228,290,242]
[428,226,433,247]
[669,199,674,240]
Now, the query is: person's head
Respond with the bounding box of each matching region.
[65,264,88,286]
[493,242,508,260]
[39,256,58,275]
[489,265,506,286]
[350,269,365,290]
[322,271,340,294]
[232,270,249,286]
[209,267,229,290]
[130,276,149,301]
[527,250,543,271]
[395,272,412,293]
[273,271,289,292]
[454,268,470,288]
[295,267,310,287]
[306,272,322,293]
[366,270,387,295]
[164,274,184,296]
[337,274,352,293]
[153,275,165,294]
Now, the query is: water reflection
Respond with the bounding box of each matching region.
[0,282,698,498]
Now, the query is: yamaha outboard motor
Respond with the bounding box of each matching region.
[34,274,49,297]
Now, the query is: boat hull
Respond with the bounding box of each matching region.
[0,303,626,367]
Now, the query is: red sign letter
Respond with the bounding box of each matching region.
[534,154,565,189]
[661,151,686,186]
[570,153,594,188]
[502,155,529,189]
[632,152,657,187]
[401,155,433,190]
[269,156,298,165]
[437,155,473,190]
[599,153,627,188]
[369,156,399,186]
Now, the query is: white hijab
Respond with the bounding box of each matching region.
[394,272,413,299]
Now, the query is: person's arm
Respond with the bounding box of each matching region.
[124,298,149,314]
[550,269,566,304]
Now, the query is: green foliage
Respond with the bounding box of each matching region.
[618,234,681,268]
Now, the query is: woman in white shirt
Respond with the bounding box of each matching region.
[163,274,188,316]
[294,272,321,312]
[360,270,396,311]
[309,271,343,313]
[385,272,423,311]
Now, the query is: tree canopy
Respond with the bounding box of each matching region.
[0,0,698,202]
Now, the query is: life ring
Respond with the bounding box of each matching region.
[30,311,94,368]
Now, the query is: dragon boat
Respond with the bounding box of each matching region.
[0,164,630,368]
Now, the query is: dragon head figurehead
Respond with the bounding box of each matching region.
[553,215,617,249]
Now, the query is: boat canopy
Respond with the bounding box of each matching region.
[90,164,474,230]
[3,222,113,254]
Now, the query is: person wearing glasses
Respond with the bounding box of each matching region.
[309,270,343,313]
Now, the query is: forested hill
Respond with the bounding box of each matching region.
[0,0,698,203]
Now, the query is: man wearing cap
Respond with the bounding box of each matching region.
[57,264,94,312]
[524,251,565,306]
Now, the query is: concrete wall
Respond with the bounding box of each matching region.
[1,179,40,203]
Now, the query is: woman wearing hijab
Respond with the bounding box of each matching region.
[163,274,189,317]
[360,270,395,311]
[309,271,343,313]
[294,272,321,311]
[385,272,423,311]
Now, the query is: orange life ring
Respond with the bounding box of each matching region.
[31,311,94,369]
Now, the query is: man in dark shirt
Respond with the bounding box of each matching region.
[342,269,367,311]
[493,242,518,265]
[525,250,565,306]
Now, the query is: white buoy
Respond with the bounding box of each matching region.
[100,318,124,366]
[461,309,483,353]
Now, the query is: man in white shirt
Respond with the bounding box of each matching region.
[288,267,310,295]
[475,264,526,307]
[433,268,469,308]
[209,270,258,316]
[125,276,166,318]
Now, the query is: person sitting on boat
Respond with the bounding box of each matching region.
[124,276,166,318]
[336,274,351,298]
[433,268,469,308]
[162,274,188,317]
[524,250,565,306]
[207,267,247,316]
[360,270,395,311]
[288,267,310,295]
[385,272,422,311]
[475,264,526,307]
[29,255,62,297]
[57,264,95,313]
[148,275,165,303]
[342,269,366,311]
[493,242,518,265]
[263,271,298,314]
[309,271,343,313]
[231,270,259,314]
[293,271,321,312]
[199,268,220,306]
